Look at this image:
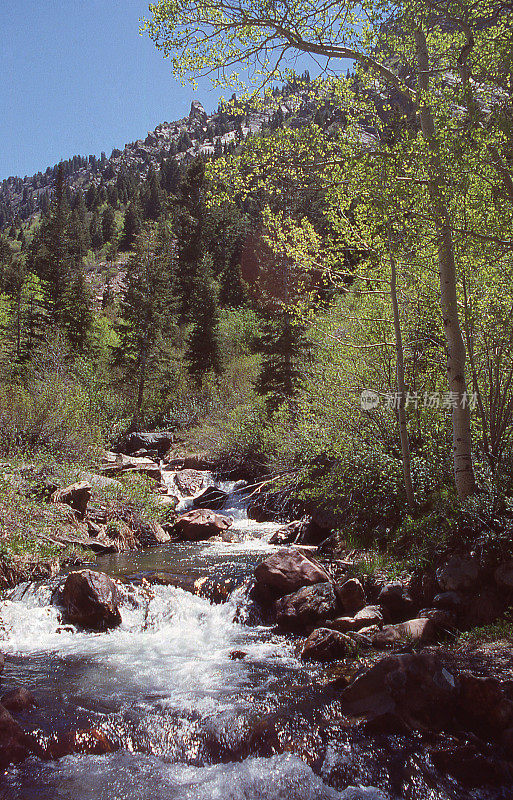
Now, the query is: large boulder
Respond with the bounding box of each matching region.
[60,570,122,631]
[254,549,330,598]
[275,582,337,630]
[174,509,232,541]
[340,652,457,727]
[0,703,29,767]
[335,577,366,615]
[301,627,357,661]
[51,481,91,519]
[494,560,513,589]
[436,555,480,592]
[372,618,436,649]
[174,469,207,496]
[192,486,228,510]
[131,518,170,547]
[34,728,118,760]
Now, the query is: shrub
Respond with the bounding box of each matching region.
[0,379,102,461]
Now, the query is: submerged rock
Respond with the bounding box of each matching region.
[174,509,232,541]
[60,569,122,631]
[275,582,337,630]
[0,703,29,767]
[254,549,329,596]
[1,688,38,713]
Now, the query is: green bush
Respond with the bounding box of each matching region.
[0,380,102,461]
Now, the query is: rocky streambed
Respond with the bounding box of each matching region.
[1,460,513,799]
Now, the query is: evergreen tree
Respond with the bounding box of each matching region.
[101,205,116,243]
[184,255,221,383]
[89,210,103,249]
[143,164,162,220]
[114,223,175,429]
[255,314,310,415]
[61,266,93,352]
[120,199,142,251]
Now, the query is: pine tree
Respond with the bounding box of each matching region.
[143,164,162,220]
[120,200,142,251]
[255,313,310,415]
[101,205,116,243]
[114,223,175,429]
[184,255,221,383]
[61,266,93,352]
[89,210,103,249]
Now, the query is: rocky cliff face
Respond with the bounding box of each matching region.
[0,88,324,229]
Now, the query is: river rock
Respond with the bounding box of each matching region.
[433,590,463,611]
[0,652,4,674]
[41,728,118,760]
[335,578,366,615]
[494,560,513,589]
[192,486,228,510]
[340,652,457,726]
[275,582,337,629]
[301,627,357,661]
[372,618,436,648]
[174,509,232,541]
[269,519,304,545]
[458,672,513,731]
[431,744,511,788]
[418,608,455,629]
[60,570,122,630]
[51,481,91,519]
[254,549,330,596]
[0,703,29,767]
[101,452,162,482]
[174,469,206,496]
[436,555,480,592]
[114,431,174,458]
[377,581,414,621]
[1,688,38,713]
[132,518,171,546]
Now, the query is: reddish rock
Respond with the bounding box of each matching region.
[335,578,366,615]
[275,582,337,630]
[353,605,384,628]
[301,628,357,661]
[254,549,329,596]
[60,570,121,631]
[42,728,118,760]
[431,744,511,787]
[51,481,91,518]
[417,608,455,629]
[1,688,38,713]
[174,509,232,541]
[458,672,513,731]
[174,469,206,496]
[340,653,457,727]
[377,582,414,621]
[329,616,358,633]
[0,703,29,767]
[372,618,436,648]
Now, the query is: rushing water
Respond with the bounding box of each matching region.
[0,475,508,799]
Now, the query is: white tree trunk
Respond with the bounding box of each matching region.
[414,28,476,501]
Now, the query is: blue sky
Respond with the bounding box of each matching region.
[0,0,233,180]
